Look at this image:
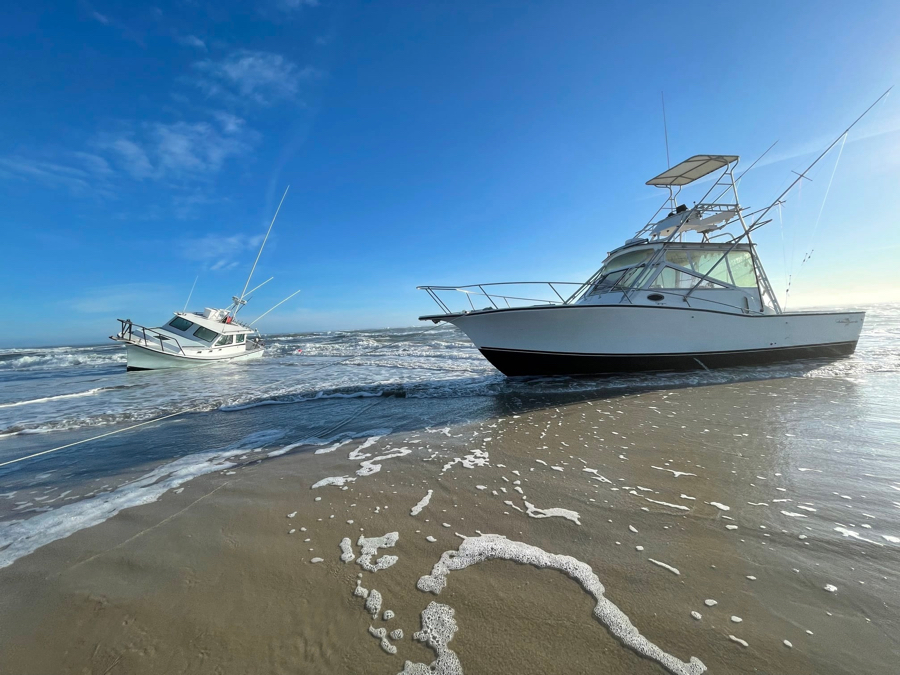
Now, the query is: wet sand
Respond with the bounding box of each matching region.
[1,376,898,674]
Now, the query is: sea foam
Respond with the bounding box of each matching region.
[415,534,705,675]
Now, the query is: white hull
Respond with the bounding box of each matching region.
[125,343,264,371]
[439,305,863,376]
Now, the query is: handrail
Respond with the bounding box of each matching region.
[418,281,582,290]
[114,319,187,356]
[418,282,583,314]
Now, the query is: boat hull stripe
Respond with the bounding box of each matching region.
[478,341,858,376]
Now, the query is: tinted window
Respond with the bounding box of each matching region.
[236,334,246,343]
[193,326,219,342]
[168,316,194,332]
[215,334,235,346]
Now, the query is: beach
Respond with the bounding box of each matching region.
[2,330,900,675]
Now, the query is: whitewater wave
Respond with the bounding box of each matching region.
[2,314,895,437]
[0,349,124,371]
[0,387,110,409]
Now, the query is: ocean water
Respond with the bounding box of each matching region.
[3,305,898,440]
[0,305,898,673]
[2,304,898,549]
[0,305,900,546]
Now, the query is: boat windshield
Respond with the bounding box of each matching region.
[215,334,235,346]
[193,326,219,342]
[589,265,646,296]
[600,249,654,275]
[168,316,194,332]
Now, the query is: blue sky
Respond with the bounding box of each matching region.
[2,1,899,346]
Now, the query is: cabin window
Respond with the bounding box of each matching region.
[168,316,194,332]
[215,334,235,347]
[193,326,219,342]
[726,252,757,286]
[650,265,728,290]
[600,249,654,275]
[236,334,246,343]
[664,250,757,287]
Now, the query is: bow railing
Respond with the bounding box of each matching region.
[111,319,187,356]
[418,282,583,315]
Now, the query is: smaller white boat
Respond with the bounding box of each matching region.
[111,188,300,371]
[112,307,265,371]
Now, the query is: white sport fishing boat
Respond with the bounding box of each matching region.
[418,101,885,377]
[111,189,300,371]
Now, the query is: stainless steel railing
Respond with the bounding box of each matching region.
[113,319,187,356]
[418,282,583,314]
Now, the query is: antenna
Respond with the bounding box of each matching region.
[239,186,289,304]
[661,91,671,169]
[249,289,302,326]
[183,275,198,313]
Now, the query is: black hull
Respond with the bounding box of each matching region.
[479,341,858,377]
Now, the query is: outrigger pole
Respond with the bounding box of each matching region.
[244,276,275,298]
[183,275,199,312]
[230,186,289,320]
[749,88,892,231]
[250,289,302,326]
[238,186,290,305]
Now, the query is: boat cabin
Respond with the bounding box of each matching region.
[419,153,784,320]
[573,154,781,316]
[576,240,773,314]
[160,308,256,349]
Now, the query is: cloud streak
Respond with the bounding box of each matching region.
[180,233,265,272]
[191,50,322,106]
[176,34,207,51]
[94,116,256,183]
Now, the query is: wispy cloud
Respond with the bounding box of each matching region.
[211,111,245,133]
[96,118,255,182]
[191,50,322,106]
[1,44,317,215]
[275,0,320,11]
[176,34,207,51]
[84,4,145,47]
[69,283,175,314]
[180,233,264,271]
[0,152,113,195]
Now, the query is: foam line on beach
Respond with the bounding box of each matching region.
[416,534,705,675]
